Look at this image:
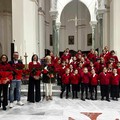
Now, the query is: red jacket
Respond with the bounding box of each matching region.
[94,62,100,74]
[87,52,96,62]
[117,68,120,75]
[111,74,120,85]
[99,62,106,73]
[81,72,91,84]
[62,73,70,84]
[99,72,111,85]
[61,53,71,61]
[70,73,80,84]
[90,74,98,85]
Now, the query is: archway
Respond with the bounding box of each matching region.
[59,0,91,52]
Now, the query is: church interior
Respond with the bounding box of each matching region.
[0,0,120,119]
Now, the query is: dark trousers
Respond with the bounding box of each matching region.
[100,85,109,100]
[90,85,97,99]
[27,76,41,102]
[60,84,69,98]
[0,84,8,108]
[72,84,78,98]
[111,85,119,98]
[81,83,89,99]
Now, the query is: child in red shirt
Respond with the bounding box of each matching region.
[111,68,120,101]
[90,69,98,100]
[60,68,70,99]
[99,67,111,102]
[80,67,91,101]
[70,69,80,99]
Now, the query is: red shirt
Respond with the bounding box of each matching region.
[61,53,71,61]
[62,73,70,84]
[99,72,111,85]
[90,74,98,85]
[94,62,100,74]
[81,72,91,84]
[87,52,96,62]
[29,62,41,76]
[117,68,120,75]
[111,74,120,85]
[70,73,80,84]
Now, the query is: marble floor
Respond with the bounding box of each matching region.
[0,97,120,120]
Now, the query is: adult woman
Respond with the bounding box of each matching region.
[27,54,41,103]
[42,56,56,101]
[0,54,13,110]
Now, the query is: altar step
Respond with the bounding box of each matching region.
[21,84,102,98]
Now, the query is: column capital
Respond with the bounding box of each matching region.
[56,22,61,30]
[90,21,97,28]
[49,10,58,20]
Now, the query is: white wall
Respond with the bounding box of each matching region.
[12,0,38,63]
[59,1,92,51]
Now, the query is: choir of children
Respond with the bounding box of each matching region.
[51,47,120,102]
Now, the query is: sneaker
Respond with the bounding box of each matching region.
[9,103,14,108]
[17,101,24,106]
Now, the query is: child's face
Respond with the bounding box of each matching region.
[83,68,88,73]
[103,68,107,73]
[74,70,78,74]
[113,69,117,74]
[91,69,95,74]
[66,69,70,74]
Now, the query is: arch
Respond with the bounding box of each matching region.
[56,0,97,23]
[60,1,91,23]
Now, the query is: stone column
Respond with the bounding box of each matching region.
[50,10,58,56]
[38,0,45,58]
[56,22,61,56]
[103,0,110,47]
[90,21,97,49]
[97,0,106,53]
[98,14,104,53]
[110,0,120,59]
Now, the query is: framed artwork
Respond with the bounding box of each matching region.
[87,33,92,46]
[50,34,53,46]
[68,36,74,45]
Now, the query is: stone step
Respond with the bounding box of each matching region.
[21,84,102,97]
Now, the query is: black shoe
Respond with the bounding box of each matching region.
[76,96,78,99]
[60,93,63,99]
[112,97,115,100]
[90,97,94,100]
[101,97,104,101]
[115,98,118,101]
[86,97,89,100]
[81,98,85,101]
[106,99,110,102]
[95,98,97,100]
[66,96,69,99]
[3,106,7,111]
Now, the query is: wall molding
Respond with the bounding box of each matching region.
[0,11,12,16]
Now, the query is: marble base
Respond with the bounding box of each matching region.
[0,97,120,120]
